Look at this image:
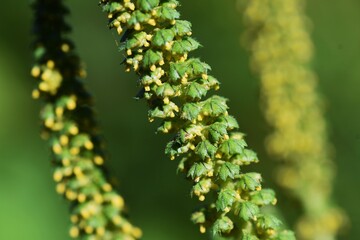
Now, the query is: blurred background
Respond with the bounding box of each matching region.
[0,0,359,239]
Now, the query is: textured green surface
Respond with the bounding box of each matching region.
[0,0,359,239]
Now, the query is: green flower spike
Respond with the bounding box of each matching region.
[241,0,347,239]
[100,0,295,239]
[31,0,141,239]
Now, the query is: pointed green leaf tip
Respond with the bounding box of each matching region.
[185,82,207,100]
[212,216,234,235]
[208,122,228,142]
[238,201,259,221]
[195,140,217,160]
[143,49,163,67]
[251,189,277,206]
[181,103,201,121]
[188,162,212,179]
[152,29,175,47]
[216,188,237,211]
[239,173,262,191]
[219,138,247,158]
[256,215,282,231]
[136,0,159,11]
[218,162,240,181]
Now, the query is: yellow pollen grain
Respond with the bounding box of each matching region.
[117,26,123,35]
[56,183,66,194]
[32,89,40,99]
[60,135,69,146]
[53,144,62,154]
[55,107,64,117]
[46,60,55,69]
[163,97,170,104]
[84,140,94,150]
[94,193,104,204]
[200,225,206,234]
[150,65,156,72]
[112,196,125,208]
[112,215,122,225]
[66,190,78,201]
[69,126,79,135]
[62,158,71,166]
[70,215,79,223]
[132,227,143,238]
[61,43,70,52]
[53,170,63,182]
[102,183,112,192]
[85,226,94,234]
[78,193,86,203]
[70,147,80,155]
[122,222,133,234]
[67,99,76,110]
[147,19,156,26]
[94,156,104,165]
[96,227,105,236]
[69,226,79,238]
[31,66,41,77]
[144,86,150,91]
[199,195,205,201]
[39,82,49,92]
[126,49,132,56]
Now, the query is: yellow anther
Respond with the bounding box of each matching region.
[112,215,122,225]
[102,183,112,192]
[144,85,150,91]
[80,208,90,219]
[63,167,73,176]
[150,65,156,72]
[190,144,195,150]
[170,20,176,25]
[170,156,175,160]
[159,60,165,66]
[165,42,172,51]
[169,112,175,118]
[66,190,78,201]
[163,97,170,104]
[181,77,187,84]
[32,89,40,99]
[96,227,105,236]
[122,222,133,234]
[194,177,200,183]
[147,19,156,26]
[134,23,141,31]
[215,153,222,159]
[84,140,94,150]
[67,98,76,110]
[69,226,79,238]
[78,193,86,203]
[60,135,69,146]
[201,74,208,80]
[125,2,135,11]
[55,107,64,117]
[46,60,55,69]
[199,195,205,201]
[73,166,82,176]
[31,66,41,77]
[53,170,63,182]
[85,226,94,234]
[132,227,143,238]
[70,215,79,223]
[224,134,230,140]
[200,225,206,234]
[112,196,125,208]
[108,13,113,19]
[94,156,104,165]
[144,42,150,47]
[113,20,120,27]
[187,31,193,36]
[126,49,132,56]
[39,82,49,92]
[224,207,231,213]
[61,43,70,52]
[94,193,104,204]
[69,126,79,135]
[207,171,214,177]
[56,183,66,194]
[70,147,80,155]
[148,117,154,122]
[272,198,278,205]
[197,115,203,121]
[62,158,71,166]
[255,186,262,191]
[53,144,62,154]
[155,79,163,85]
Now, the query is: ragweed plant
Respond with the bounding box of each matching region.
[240,0,346,239]
[31,0,141,239]
[100,0,295,239]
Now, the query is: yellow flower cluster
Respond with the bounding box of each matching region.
[241,0,346,239]
[31,0,141,239]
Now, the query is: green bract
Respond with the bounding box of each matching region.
[100,0,295,239]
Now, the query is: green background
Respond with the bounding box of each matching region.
[0,0,359,239]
